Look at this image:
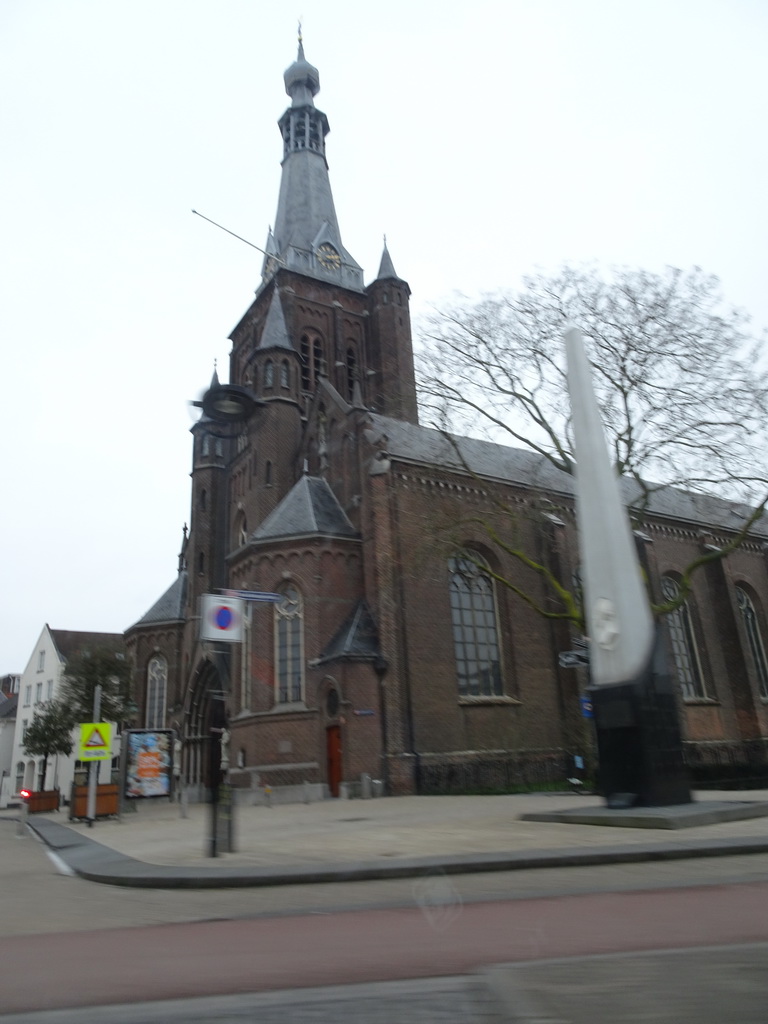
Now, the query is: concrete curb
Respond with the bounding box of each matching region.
[27,817,768,889]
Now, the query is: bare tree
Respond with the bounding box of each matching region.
[419,264,768,508]
[417,264,768,618]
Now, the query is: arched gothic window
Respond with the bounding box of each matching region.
[280,360,290,388]
[275,585,304,703]
[146,655,168,729]
[736,586,768,699]
[300,332,323,392]
[661,576,707,700]
[345,346,357,401]
[448,554,503,697]
[234,510,248,548]
[264,360,274,388]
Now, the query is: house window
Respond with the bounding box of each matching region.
[46,680,53,700]
[35,682,42,704]
[661,576,708,700]
[38,651,45,671]
[24,685,31,706]
[736,586,768,699]
[448,554,503,697]
[22,719,28,741]
[15,761,24,791]
[146,655,168,730]
[275,585,304,703]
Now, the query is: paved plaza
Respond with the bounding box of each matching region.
[16,788,768,886]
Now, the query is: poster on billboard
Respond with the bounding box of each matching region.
[124,730,174,799]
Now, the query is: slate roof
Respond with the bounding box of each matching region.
[317,602,381,664]
[258,291,293,351]
[367,414,768,538]
[128,571,188,630]
[251,476,358,542]
[376,243,399,281]
[50,630,125,662]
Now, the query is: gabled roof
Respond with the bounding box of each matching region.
[251,476,357,542]
[50,630,125,662]
[316,601,380,665]
[366,414,768,538]
[128,571,188,630]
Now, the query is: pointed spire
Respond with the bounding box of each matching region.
[178,524,188,574]
[267,40,364,292]
[210,362,220,389]
[258,291,293,351]
[376,236,399,280]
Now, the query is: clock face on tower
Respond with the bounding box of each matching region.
[316,243,341,270]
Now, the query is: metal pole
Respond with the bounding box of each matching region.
[86,684,102,827]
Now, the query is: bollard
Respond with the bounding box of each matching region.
[16,796,28,838]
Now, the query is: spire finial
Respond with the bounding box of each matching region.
[297,19,304,59]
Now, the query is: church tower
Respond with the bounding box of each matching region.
[128,37,422,796]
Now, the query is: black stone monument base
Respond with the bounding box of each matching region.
[589,634,692,808]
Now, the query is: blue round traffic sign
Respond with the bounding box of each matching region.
[215,605,233,630]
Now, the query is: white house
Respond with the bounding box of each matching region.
[9,625,124,802]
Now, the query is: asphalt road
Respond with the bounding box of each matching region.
[4,818,768,1021]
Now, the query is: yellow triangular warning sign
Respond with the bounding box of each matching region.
[79,722,113,760]
[84,727,107,748]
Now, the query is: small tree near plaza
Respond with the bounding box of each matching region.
[23,699,74,792]
[60,646,133,724]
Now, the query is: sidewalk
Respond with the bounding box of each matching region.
[22,789,768,889]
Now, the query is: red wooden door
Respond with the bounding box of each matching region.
[326,725,342,797]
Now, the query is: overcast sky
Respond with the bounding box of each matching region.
[2,0,767,674]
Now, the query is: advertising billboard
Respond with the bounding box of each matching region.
[124,730,174,799]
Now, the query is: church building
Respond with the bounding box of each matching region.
[126,42,768,797]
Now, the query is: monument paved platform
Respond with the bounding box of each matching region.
[17,789,768,889]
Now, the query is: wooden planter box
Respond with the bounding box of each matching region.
[24,789,60,814]
[69,783,120,820]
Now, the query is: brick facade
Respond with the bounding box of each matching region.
[125,44,768,797]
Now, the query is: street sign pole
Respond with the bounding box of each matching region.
[86,685,102,827]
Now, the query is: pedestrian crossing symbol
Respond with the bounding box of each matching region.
[78,722,113,760]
